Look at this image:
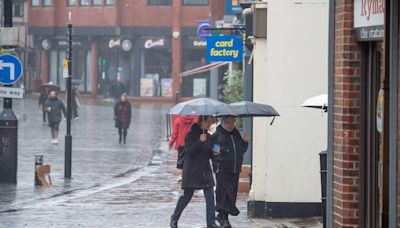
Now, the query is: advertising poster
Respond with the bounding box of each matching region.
[161,79,173,97]
[141,78,154,97]
[193,78,206,97]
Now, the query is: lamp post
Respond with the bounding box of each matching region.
[65,12,73,179]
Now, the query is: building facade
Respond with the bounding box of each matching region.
[27,0,224,99]
[247,0,329,218]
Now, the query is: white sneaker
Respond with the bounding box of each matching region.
[54,139,58,144]
[74,117,79,120]
[51,139,56,144]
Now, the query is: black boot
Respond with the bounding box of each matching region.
[170,215,178,228]
[224,215,232,228]
[207,223,221,228]
[216,213,225,226]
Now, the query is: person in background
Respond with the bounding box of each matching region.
[211,115,249,228]
[169,115,197,182]
[38,87,49,126]
[44,91,66,145]
[110,74,126,101]
[71,85,80,120]
[114,93,131,144]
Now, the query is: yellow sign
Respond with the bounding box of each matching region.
[63,59,69,78]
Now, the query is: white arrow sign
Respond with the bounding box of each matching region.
[0,60,15,80]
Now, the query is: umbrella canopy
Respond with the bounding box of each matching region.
[39,82,60,92]
[301,94,328,111]
[168,98,236,116]
[229,101,280,117]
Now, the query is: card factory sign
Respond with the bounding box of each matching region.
[354,0,384,41]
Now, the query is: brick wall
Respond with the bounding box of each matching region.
[333,1,362,227]
[28,0,222,28]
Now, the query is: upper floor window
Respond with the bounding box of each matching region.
[67,0,77,6]
[31,0,40,7]
[182,0,208,5]
[105,0,115,5]
[80,0,90,6]
[44,0,53,6]
[148,0,171,5]
[14,0,24,16]
[93,0,102,5]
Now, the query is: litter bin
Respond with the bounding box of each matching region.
[319,150,327,228]
[0,109,18,184]
[35,155,43,186]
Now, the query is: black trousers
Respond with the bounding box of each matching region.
[172,187,216,225]
[216,172,240,216]
[118,126,128,139]
[42,109,46,122]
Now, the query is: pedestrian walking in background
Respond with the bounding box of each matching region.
[110,74,126,101]
[211,115,249,228]
[44,91,66,145]
[170,115,221,228]
[114,93,131,144]
[169,115,197,182]
[38,87,49,126]
[71,85,80,120]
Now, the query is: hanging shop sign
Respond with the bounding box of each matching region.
[122,39,132,51]
[197,22,211,39]
[225,0,242,15]
[354,0,384,41]
[206,35,242,62]
[109,38,121,48]
[41,39,51,50]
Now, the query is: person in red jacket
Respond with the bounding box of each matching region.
[169,115,197,171]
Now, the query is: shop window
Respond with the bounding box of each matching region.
[148,0,171,5]
[13,0,24,17]
[43,0,53,6]
[93,0,102,5]
[31,0,40,7]
[67,0,77,6]
[105,0,114,5]
[80,0,90,6]
[182,0,208,6]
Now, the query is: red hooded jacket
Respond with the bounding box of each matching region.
[169,115,197,150]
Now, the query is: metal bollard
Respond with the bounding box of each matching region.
[319,151,327,228]
[34,155,43,186]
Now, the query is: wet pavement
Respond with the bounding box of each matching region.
[0,98,322,227]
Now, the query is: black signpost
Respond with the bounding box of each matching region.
[64,13,73,179]
[0,0,18,184]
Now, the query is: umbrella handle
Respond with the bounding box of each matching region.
[269,116,276,126]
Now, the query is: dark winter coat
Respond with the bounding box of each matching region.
[110,82,126,100]
[44,98,66,123]
[181,123,215,190]
[38,91,48,107]
[114,101,132,129]
[211,125,248,174]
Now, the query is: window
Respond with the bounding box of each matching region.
[44,0,53,6]
[105,0,114,5]
[182,0,208,5]
[31,0,40,7]
[67,0,77,6]
[148,0,171,5]
[14,0,24,16]
[80,0,90,6]
[93,0,102,5]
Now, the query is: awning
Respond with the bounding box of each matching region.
[180,62,228,77]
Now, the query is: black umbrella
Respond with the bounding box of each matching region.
[39,82,60,92]
[168,98,236,116]
[229,101,280,117]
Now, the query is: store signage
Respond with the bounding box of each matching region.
[122,39,132,51]
[354,0,384,41]
[206,36,242,62]
[109,39,121,48]
[144,39,165,49]
[197,22,211,39]
[0,87,24,99]
[41,39,51,50]
[58,40,82,46]
[193,40,206,47]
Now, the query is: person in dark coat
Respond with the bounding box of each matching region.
[114,93,131,144]
[44,91,66,144]
[71,85,80,120]
[38,87,49,125]
[170,115,221,228]
[110,75,126,101]
[211,115,249,228]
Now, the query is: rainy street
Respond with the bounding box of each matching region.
[0,98,321,228]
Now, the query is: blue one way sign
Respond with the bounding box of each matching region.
[0,54,23,85]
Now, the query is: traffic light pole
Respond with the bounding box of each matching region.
[64,13,72,179]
